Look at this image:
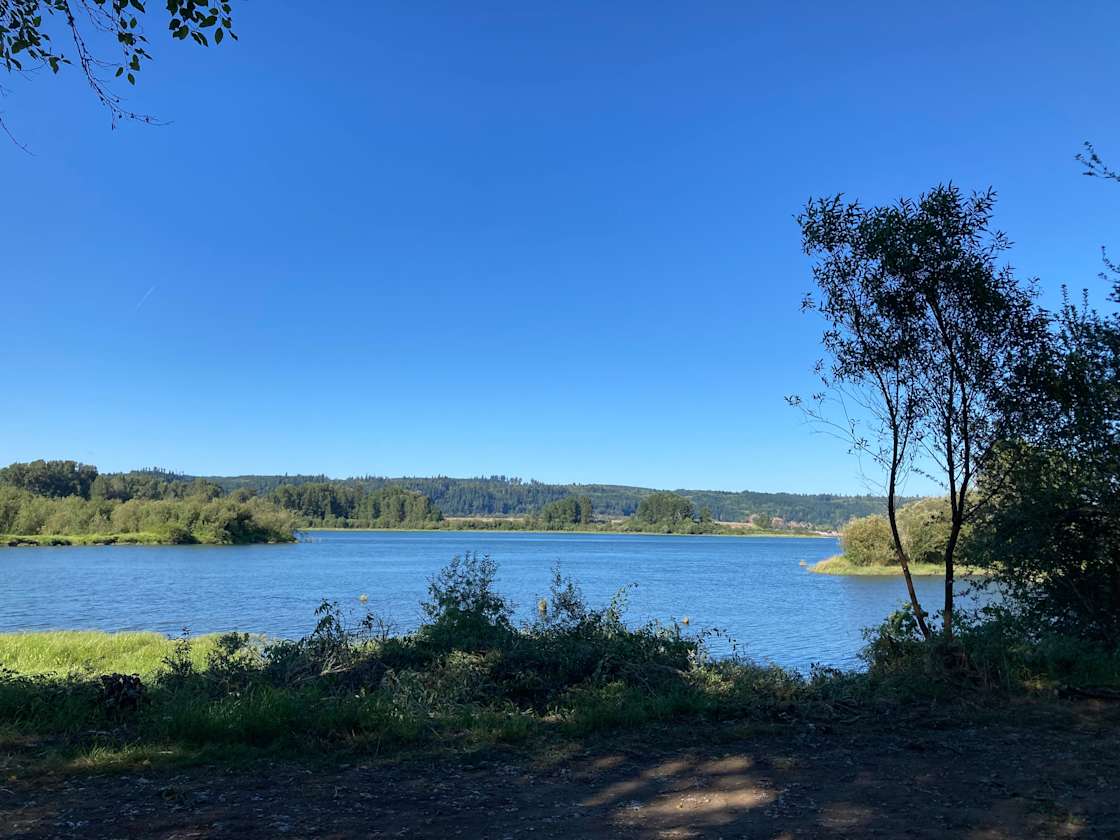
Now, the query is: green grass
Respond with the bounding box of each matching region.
[0,611,819,775]
[0,624,1110,778]
[0,631,220,678]
[808,555,985,576]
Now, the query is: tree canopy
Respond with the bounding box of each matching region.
[1,0,236,136]
[0,459,98,498]
[965,145,1120,643]
[798,184,1045,638]
[536,496,593,528]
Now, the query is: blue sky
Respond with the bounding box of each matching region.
[2,1,1118,493]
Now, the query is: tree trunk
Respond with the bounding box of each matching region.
[943,524,959,641]
[887,465,932,640]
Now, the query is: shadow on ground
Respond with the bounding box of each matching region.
[2,701,1118,838]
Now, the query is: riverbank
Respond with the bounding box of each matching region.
[3,595,1115,779]
[809,555,987,576]
[2,532,167,547]
[1,531,296,547]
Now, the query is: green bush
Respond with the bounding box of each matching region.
[861,605,1120,696]
[417,552,515,653]
[839,498,970,569]
[0,486,297,544]
[839,514,895,566]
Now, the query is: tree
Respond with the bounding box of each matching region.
[537,496,594,528]
[577,495,592,525]
[796,185,1045,640]
[967,145,1120,643]
[0,0,236,138]
[0,459,98,498]
[896,496,958,566]
[634,492,694,527]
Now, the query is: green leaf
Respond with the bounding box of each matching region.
[127,72,135,84]
[214,27,223,44]
[115,65,124,77]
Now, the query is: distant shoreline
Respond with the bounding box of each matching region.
[0,526,837,548]
[1,532,296,548]
[301,526,836,539]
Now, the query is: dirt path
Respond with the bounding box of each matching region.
[3,702,1118,839]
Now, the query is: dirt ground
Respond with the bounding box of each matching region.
[2,700,1118,839]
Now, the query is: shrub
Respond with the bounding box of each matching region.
[417,553,514,653]
[840,514,895,567]
[98,673,147,715]
[861,605,1120,696]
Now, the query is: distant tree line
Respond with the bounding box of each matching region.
[268,483,442,529]
[0,464,842,538]
[187,474,889,529]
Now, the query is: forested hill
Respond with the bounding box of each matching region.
[202,474,894,529]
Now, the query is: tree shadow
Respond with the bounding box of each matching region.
[1,703,1117,838]
[560,704,1120,838]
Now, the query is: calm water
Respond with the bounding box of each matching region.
[0,530,956,670]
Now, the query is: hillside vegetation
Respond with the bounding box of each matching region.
[206,474,890,529]
[0,460,846,541]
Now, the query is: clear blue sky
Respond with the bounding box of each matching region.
[3,1,1118,493]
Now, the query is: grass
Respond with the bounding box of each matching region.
[0,631,221,678]
[5,619,1108,779]
[0,632,817,774]
[809,555,986,576]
